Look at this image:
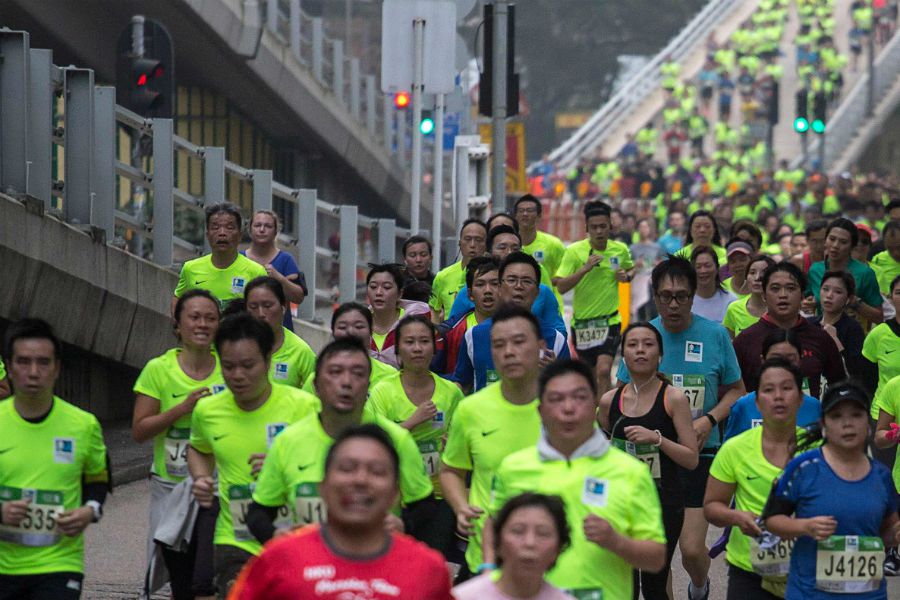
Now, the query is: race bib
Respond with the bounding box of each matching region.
[568,589,603,600]
[573,318,610,351]
[612,438,661,479]
[228,484,255,541]
[816,535,883,593]
[581,477,608,507]
[273,362,290,381]
[417,439,441,477]
[294,482,326,525]
[231,277,246,294]
[0,486,64,547]
[671,374,706,418]
[164,427,191,479]
[750,536,794,576]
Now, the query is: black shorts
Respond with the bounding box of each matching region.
[700,86,714,99]
[572,323,622,366]
[678,452,716,508]
[0,572,83,600]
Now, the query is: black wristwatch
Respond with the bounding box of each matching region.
[704,413,718,427]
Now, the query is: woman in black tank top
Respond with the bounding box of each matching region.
[599,322,699,600]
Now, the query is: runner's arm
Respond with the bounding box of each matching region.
[874,408,899,449]
[246,502,279,544]
[663,388,700,470]
[709,379,745,424]
[132,390,207,443]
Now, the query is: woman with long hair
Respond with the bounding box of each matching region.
[675,210,726,264]
[367,263,431,367]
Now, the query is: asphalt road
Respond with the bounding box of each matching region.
[84,479,900,599]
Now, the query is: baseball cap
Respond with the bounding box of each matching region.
[726,240,753,257]
[821,381,870,415]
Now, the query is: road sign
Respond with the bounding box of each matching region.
[381,0,457,94]
[443,112,461,150]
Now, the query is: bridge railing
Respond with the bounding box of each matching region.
[0,28,408,324]
[544,0,742,172]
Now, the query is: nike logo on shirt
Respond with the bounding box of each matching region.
[297,463,314,471]
[482,429,499,437]
[213,434,228,441]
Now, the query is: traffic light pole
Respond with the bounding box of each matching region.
[491,0,508,213]
[432,93,445,273]
[131,15,146,258]
[410,18,425,233]
[800,131,808,170]
[818,131,826,168]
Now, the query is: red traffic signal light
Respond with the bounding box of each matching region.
[131,57,165,112]
[394,91,411,109]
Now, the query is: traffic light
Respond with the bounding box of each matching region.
[478,3,519,117]
[812,92,827,134]
[116,19,174,118]
[793,89,809,133]
[419,110,435,135]
[394,91,411,110]
[131,57,165,112]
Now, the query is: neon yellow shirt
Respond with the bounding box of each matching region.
[875,376,900,491]
[674,243,727,264]
[491,441,665,599]
[133,348,226,481]
[367,372,464,496]
[430,261,466,317]
[173,253,266,305]
[709,426,798,573]
[252,412,432,527]
[870,251,900,295]
[524,231,567,312]
[863,324,900,418]
[0,358,5,381]
[302,357,397,396]
[270,328,316,388]
[723,296,760,337]
[557,239,634,323]
[441,383,541,570]
[0,397,109,575]
[189,385,318,555]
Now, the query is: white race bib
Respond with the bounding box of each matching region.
[164,427,191,478]
[417,440,441,477]
[816,535,883,593]
[0,486,64,547]
[750,537,793,576]
[294,482,326,525]
[612,439,661,479]
[671,374,706,418]
[573,318,610,351]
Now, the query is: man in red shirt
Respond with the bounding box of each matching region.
[228,424,452,600]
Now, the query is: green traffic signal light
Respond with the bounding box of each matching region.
[793,117,809,133]
[420,116,435,135]
[811,119,826,134]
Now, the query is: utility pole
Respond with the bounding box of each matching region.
[432,93,445,273]
[490,0,508,213]
[131,15,146,258]
[410,18,425,232]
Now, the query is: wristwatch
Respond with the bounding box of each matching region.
[85,500,103,523]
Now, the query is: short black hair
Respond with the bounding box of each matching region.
[487,224,521,253]
[401,280,432,303]
[826,217,859,247]
[465,256,500,290]
[758,356,803,393]
[331,302,373,334]
[324,424,400,482]
[487,212,519,233]
[651,255,697,295]
[761,328,802,358]
[805,218,829,235]
[395,314,437,356]
[204,202,242,230]
[621,321,665,356]
[882,220,900,238]
[402,235,432,256]
[215,312,275,358]
[6,318,62,361]
[761,260,806,292]
[174,289,220,324]
[514,194,543,215]
[492,303,542,340]
[583,200,612,219]
[314,337,372,380]
[539,359,597,400]
[492,493,571,569]
[820,269,856,298]
[244,276,287,307]
[460,218,488,238]
[366,263,405,288]
[730,220,763,250]
[498,251,541,283]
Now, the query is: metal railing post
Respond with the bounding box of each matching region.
[0,30,30,196]
[350,59,361,120]
[289,0,302,63]
[312,18,324,83]
[62,67,95,225]
[332,40,344,104]
[92,86,116,241]
[27,48,53,207]
[383,93,393,153]
[252,170,273,212]
[376,218,396,263]
[203,147,226,205]
[152,118,175,267]
[338,204,358,303]
[266,0,278,33]
[365,74,376,137]
[297,189,317,321]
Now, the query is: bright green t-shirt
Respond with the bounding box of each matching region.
[252,411,432,527]
[0,397,109,575]
[557,239,634,323]
[870,251,900,295]
[722,276,750,299]
[674,243,727,264]
[523,231,566,278]
[441,383,541,571]
[491,442,665,599]
[302,356,397,396]
[709,426,797,573]
[189,385,318,555]
[875,375,900,491]
[723,296,760,337]
[367,372,464,496]
[133,348,226,481]
[429,261,466,317]
[0,357,6,382]
[270,328,316,388]
[173,253,267,305]
[862,323,900,418]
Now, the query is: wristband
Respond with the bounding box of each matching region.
[704,413,718,427]
[85,500,103,523]
[476,562,496,573]
[652,429,663,447]
[885,423,900,443]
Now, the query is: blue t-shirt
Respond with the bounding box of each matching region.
[774,448,897,600]
[446,283,566,338]
[616,314,742,450]
[451,317,570,391]
[723,392,822,441]
[658,233,683,256]
[240,250,306,331]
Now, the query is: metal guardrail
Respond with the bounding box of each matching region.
[0,28,409,323]
[544,0,742,172]
[798,31,900,171]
